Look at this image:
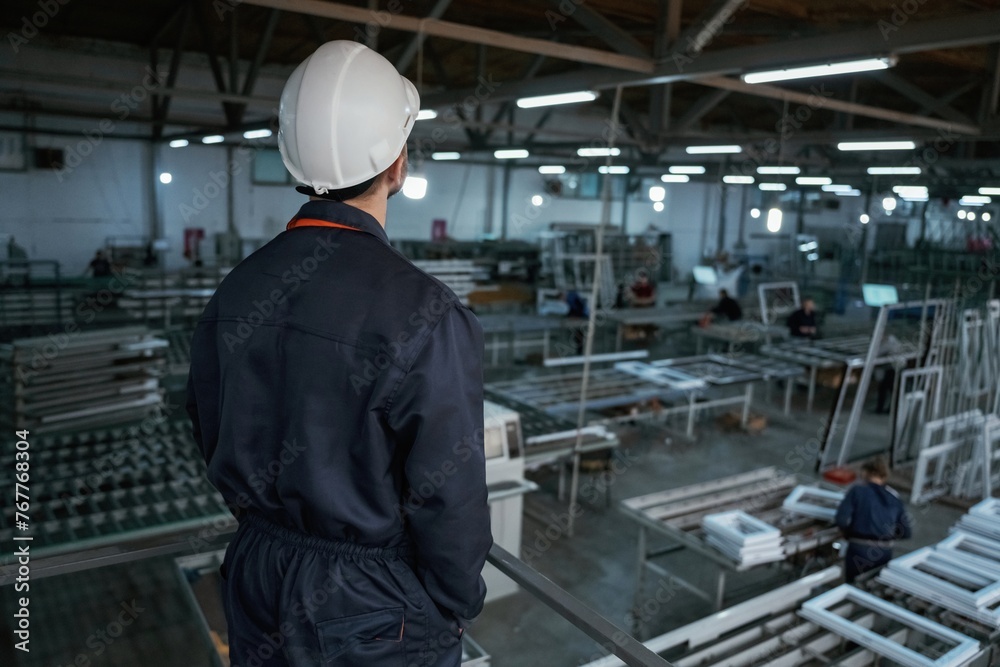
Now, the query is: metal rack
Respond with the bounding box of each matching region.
[0,417,230,571]
[0,326,167,432]
[619,467,840,636]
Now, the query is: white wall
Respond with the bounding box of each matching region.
[0,135,151,274]
[3,134,902,281]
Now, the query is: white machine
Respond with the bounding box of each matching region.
[483,400,537,602]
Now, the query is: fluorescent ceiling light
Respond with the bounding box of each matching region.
[969,211,977,220]
[660,174,690,183]
[758,166,800,175]
[883,196,897,211]
[961,195,992,205]
[494,149,529,159]
[822,184,855,192]
[402,175,428,199]
[723,175,754,184]
[669,165,706,175]
[766,208,783,232]
[648,186,666,202]
[243,129,272,139]
[902,196,928,202]
[835,189,862,196]
[168,139,189,148]
[759,182,787,191]
[431,152,461,160]
[577,147,621,157]
[860,214,870,224]
[867,166,921,175]
[599,165,629,174]
[416,109,438,121]
[983,212,992,221]
[517,90,598,109]
[892,185,927,195]
[653,201,665,212]
[838,140,916,151]
[159,172,172,184]
[202,135,225,144]
[686,144,742,154]
[538,165,566,174]
[743,57,894,84]
[806,253,819,261]
[979,187,1000,196]
[799,241,818,252]
[750,208,761,219]
[531,195,544,206]
[958,210,968,219]
[796,176,833,186]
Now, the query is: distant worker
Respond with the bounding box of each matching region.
[7,236,27,261]
[187,42,491,666]
[87,250,112,278]
[629,269,656,308]
[565,290,588,355]
[700,288,742,327]
[787,297,819,338]
[835,457,912,583]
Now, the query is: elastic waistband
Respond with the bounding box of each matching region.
[848,538,895,548]
[242,512,412,561]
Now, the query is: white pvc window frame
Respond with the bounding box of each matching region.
[937,530,1000,568]
[781,485,844,522]
[799,584,981,667]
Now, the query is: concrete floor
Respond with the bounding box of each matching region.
[1,334,968,667]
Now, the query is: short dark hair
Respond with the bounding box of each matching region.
[861,457,889,479]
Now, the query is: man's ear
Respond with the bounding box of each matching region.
[384,150,408,192]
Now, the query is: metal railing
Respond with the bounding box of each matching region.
[487,544,673,667]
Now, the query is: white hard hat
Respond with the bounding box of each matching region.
[278,41,419,194]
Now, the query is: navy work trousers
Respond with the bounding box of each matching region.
[220,513,463,667]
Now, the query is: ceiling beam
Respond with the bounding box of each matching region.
[547,0,648,58]
[695,76,981,135]
[871,71,974,126]
[395,0,454,74]
[239,0,654,73]
[422,10,1000,107]
[0,69,274,106]
[674,0,746,55]
[672,88,730,133]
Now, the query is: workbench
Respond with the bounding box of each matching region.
[487,353,803,438]
[619,467,840,637]
[475,313,585,365]
[606,304,708,350]
[690,321,788,354]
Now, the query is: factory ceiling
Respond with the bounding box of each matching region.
[1,0,1000,189]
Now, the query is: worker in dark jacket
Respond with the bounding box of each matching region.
[787,297,819,338]
[835,458,911,583]
[187,41,491,667]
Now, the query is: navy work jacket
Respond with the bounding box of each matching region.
[836,481,912,542]
[186,199,492,626]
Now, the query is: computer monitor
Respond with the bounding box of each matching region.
[692,266,717,285]
[862,283,899,307]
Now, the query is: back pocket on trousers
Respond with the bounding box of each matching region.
[317,607,405,665]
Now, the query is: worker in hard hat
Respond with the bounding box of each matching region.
[187,41,491,666]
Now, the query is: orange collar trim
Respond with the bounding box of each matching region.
[286,217,360,231]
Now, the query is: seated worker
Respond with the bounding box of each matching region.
[87,250,112,278]
[835,457,912,583]
[700,289,742,326]
[787,297,819,338]
[629,269,656,308]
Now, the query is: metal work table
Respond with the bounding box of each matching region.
[760,334,883,413]
[607,304,708,350]
[690,321,788,354]
[475,313,583,365]
[619,467,840,636]
[487,353,803,438]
